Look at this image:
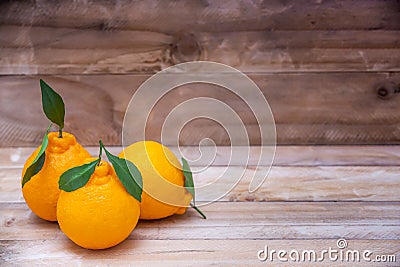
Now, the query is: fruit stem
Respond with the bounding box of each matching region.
[190,203,206,219]
[98,140,103,166]
[58,128,63,138]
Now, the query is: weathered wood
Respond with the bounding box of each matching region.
[1,1,399,264]
[0,73,399,146]
[1,25,399,74]
[1,239,399,266]
[1,0,399,31]
[2,146,400,168]
[221,166,400,202]
[2,166,399,203]
[1,202,399,241]
[1,147,399,264]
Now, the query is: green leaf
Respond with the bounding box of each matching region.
[190,203,207,219]
[33,124,51,162]
[101,141,143,202]
[21,125,51,188]
[40,79,65,129]
[182,157,195,204]
[59,159,99,192]
[182,158,206,219]
[21,152,46,188]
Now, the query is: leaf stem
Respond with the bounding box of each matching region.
[98,140,103,165]
[190,203,206,219]
[58,128,63,138]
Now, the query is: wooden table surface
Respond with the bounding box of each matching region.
[0,145,399,266]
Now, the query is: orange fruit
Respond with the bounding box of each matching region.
[119,141,192,220]
[57,159,140,250]
[21,132,90,221]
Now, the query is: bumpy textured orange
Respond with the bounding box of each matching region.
[57,159,140,250]
[119,141,192,220]
[21,132,90,221]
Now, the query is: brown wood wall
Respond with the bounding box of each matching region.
[0,0,399,146]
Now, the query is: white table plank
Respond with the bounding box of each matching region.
[1,202,399,241]
[1,165,399,203]
[1,145,400,168]
[1,239,398,266]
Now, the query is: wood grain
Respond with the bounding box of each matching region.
[1,239,398,266]
[2,145,400,168]
[1,146,399,265]
[1,202,399,241]
[2,165,399,203]
[1,0,399,31]
[0,73,399,146]
[1,1,399,265]
[1,25,399,74]
[1,0,399,74]
[0,0,399,147]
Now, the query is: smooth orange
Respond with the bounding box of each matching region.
[119,141,192,220]
[21,132,90,221]
[57,159,140,250]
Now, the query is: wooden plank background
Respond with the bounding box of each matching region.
[0,0,400,146]
[0,73,399,146]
